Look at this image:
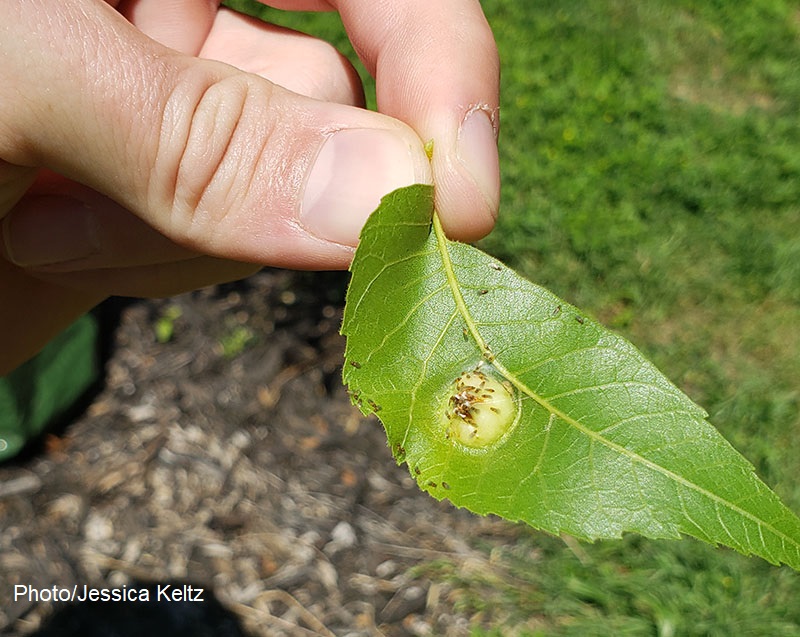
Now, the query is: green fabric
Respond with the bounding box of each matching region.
[0,314,99,462]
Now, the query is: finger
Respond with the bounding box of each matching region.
[2,175,260,296]
[1,0,431,271]
[2,174,198,272]
[199,7,364,105]
[331,0,501,241]
[116,0,220,54]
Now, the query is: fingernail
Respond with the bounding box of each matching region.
[301,128,427,246]
[2,196,100,267]
[457,108,500,218]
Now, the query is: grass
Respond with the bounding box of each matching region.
[226,1,800,633]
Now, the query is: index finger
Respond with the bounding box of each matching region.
[332,0,500,241]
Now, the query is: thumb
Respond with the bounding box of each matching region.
[0,1,432,270]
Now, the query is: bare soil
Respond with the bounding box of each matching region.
[0,269,525,637]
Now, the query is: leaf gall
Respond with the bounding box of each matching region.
[441,369,518,448]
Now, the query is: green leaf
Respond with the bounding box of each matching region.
[0,313,100,462]
[341,184,800,569]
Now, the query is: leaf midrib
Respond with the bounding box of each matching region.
[431,213,797,555]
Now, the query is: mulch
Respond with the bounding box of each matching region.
[0,269,528,637]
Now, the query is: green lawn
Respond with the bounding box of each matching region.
[228,1,800,633]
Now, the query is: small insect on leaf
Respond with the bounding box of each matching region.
[440,367,519,449]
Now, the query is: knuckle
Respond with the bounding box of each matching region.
[151,70,277,250]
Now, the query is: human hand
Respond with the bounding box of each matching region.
[0,0,500,373]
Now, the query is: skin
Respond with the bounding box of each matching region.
[0,0,500,374]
